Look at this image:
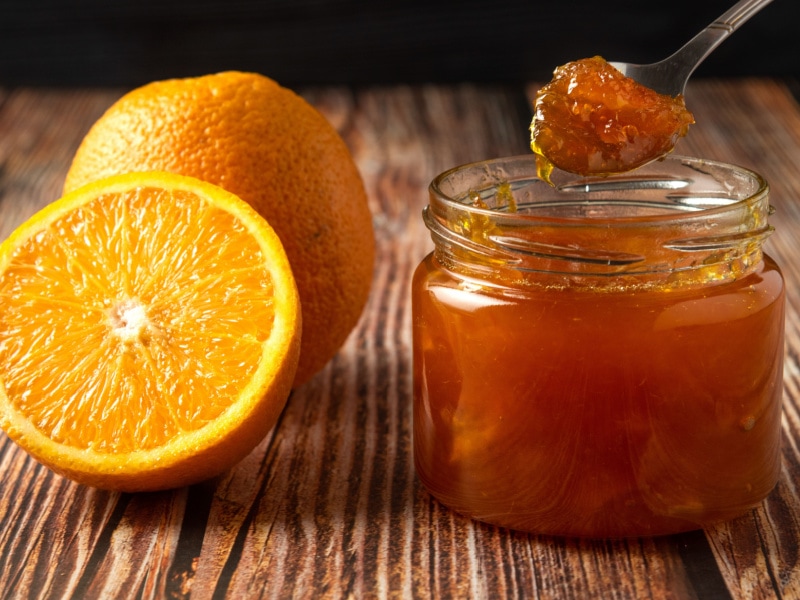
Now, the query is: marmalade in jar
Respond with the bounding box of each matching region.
[412,155,784,538]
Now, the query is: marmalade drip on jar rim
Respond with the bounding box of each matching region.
[531,56,695,184]
[412,155,784,538]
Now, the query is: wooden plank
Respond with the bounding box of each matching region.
[0,87,124,239]
[0,80,798,599]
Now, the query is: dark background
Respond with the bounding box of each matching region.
[1,0,798,87]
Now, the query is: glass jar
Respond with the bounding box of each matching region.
[412,155,784,538]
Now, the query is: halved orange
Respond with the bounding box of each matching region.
[0,172,301,491]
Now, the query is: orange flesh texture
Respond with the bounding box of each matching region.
[531,56,695,182]
[0,187,277,453]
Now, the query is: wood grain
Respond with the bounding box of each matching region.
[0,80,799,599]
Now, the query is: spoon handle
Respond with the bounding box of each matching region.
[666,0,774,88]
[715,0,775,31]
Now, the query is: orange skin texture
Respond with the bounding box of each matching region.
[531,57,695,182]
[64,72,375,386]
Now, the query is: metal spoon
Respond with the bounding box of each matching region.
[609,0,774,97]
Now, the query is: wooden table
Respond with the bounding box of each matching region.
[0,79,798,599]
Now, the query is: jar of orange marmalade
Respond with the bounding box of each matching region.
[412,154,784,538]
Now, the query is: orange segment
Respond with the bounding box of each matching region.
[0,172,301,491]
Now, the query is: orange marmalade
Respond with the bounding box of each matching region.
[412,155,784,538]
[531,57,695,184]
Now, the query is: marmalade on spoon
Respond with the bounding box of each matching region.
[531,56,695,183]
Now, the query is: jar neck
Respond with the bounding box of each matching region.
[426,155,773,291]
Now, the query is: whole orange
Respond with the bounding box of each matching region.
[64,72,374,386]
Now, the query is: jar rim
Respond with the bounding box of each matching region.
[425,154,773,284]
[429,154,769,227]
